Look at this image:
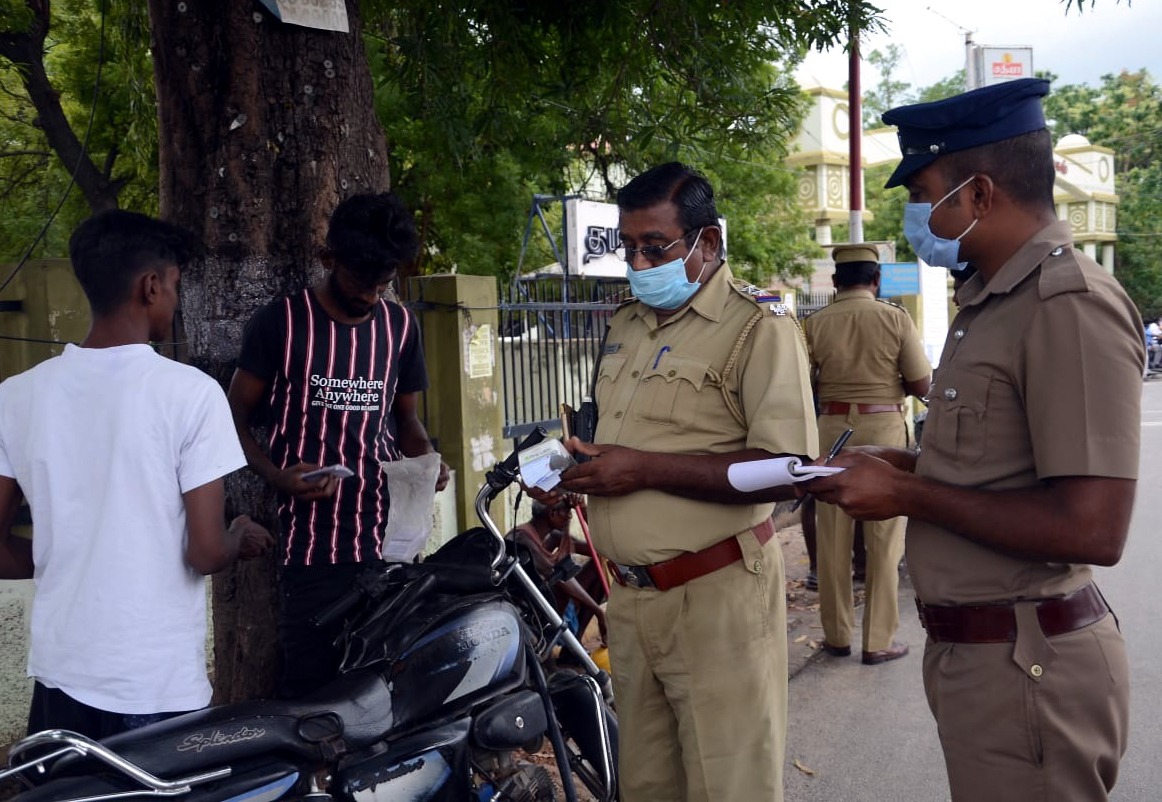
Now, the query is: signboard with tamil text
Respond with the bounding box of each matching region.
[563,198,727,278]
[878,262,921,297]
[974,47,1034,88]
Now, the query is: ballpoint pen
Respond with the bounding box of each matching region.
[790,427,855,512]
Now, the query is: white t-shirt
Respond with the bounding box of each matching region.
[0,343,246,714]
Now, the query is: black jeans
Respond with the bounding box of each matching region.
[277,561,382,699]
[27,683,187,741]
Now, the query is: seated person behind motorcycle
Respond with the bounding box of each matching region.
[509,499,607,645]
[0,210,272,741]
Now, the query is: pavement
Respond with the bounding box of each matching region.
[773,503,883,680]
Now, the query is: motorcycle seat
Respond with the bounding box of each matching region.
[53,670,395,779]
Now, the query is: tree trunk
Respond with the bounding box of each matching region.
[146,0,389,703]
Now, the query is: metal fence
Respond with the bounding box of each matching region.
[494,281,835,439]
[498,275,630,438]
[795,288,835,319]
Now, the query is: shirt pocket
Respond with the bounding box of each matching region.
[927,369,991,465]
[636,354,711,428]
[599,355,627,395]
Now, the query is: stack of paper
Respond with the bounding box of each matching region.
[519,440,577,491]
[726,456,844,493]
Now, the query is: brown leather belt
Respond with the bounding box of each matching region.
[607,518,775,592]
[916,584,1109,644]
[819,402,904,415]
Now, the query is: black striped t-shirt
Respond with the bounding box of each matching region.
[237,289,427,566]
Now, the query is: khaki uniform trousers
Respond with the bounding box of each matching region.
[923,614,1129,801]
[607,530,786,802]
[816,409,907,652]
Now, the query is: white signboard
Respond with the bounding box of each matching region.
[565,199,623,277]
[563,198,727,278]
[975,47,1034,87]
[259,0,350,33]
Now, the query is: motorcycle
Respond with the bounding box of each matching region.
[0,428,618,802]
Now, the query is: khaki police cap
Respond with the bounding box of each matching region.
[832,244,880,265]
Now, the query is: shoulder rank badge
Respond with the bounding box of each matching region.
[737,282,788,315]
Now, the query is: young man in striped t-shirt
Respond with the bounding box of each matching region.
[228,192,448,698]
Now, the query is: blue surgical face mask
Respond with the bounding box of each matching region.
[903,174,979,270]
[626,228,706,310]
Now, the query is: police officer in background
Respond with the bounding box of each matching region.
[558,161,816,802]
[804,78,1143,800]
[803,243,931,665]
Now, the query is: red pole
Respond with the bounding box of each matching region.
[848,7,864,243]
[574,503,611,597]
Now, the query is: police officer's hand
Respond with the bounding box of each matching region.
[558,438,643,497]
[277,463,341,501]
[802,449,905,520]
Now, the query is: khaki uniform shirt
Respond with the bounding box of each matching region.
[910,222,1144,605]
[587,265,817,565]
[804,288,931,403]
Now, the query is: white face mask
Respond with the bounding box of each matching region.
[625,228,706,310]
[903,174,978,269]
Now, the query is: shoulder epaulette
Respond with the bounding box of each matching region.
[876,297,908,312]
[1038,245,1090,299]
[730,280,791,316]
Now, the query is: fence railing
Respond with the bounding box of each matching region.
[495,280,831,439]
[498,275,630,438]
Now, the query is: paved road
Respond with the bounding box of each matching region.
[783,379,1162,801]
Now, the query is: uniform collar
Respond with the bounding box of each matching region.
[631,263,734,326]
[958,221,1073,308]
[834,288,877,302]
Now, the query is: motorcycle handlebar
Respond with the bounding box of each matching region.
[491,426,548,485]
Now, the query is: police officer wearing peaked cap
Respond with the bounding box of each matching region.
[803,78,1144,801]
[803,243,931,666]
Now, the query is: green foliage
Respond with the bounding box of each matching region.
[862,163,913,261]
[862,45,912,127]
[0,0,157,261]
[362,0,880,281]
[914,70,965,104]
[1115,163,1162,319]
[3,0,880,279]
[1042,70,1162,317]
[1044,69,1162,173]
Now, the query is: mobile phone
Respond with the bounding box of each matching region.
[560,403,575,439]
[302,464,355,482]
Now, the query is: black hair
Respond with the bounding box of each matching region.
[835,262,880,288]
[531,499,571,519]
[68,210,197,317]
[941,128,1056,209]
[325,192,420,282]
[617,162,721,251]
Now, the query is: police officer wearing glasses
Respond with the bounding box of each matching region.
[558,162,817,802]
[804,78,1142,801]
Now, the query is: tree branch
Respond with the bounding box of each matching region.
[0,0,119,211]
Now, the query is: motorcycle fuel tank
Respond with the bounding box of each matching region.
[388,597,527,728]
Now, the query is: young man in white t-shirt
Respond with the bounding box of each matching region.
[0,210,273,740]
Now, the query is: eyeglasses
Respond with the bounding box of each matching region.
[615,230,695,265]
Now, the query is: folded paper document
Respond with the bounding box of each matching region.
[726,457,844,493]
[519,439,577,491]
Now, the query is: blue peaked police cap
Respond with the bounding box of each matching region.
[881,77,1051,188]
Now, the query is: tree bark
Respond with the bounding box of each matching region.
[147,0,389,703]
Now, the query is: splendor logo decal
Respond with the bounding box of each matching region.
[176,726,266,753]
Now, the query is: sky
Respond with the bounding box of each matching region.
[795,0,1162,94]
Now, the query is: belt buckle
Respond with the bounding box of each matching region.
[613,562,654,589]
